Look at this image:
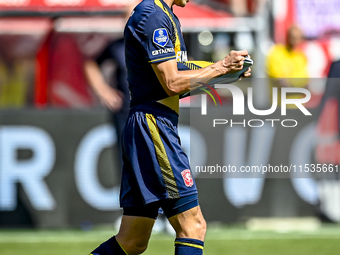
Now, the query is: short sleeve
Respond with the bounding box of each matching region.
[136,13,176,63]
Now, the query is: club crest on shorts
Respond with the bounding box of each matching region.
[181,169,193,187]
[153,28,169,47]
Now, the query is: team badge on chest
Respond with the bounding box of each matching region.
[153,28,169,47]
[181,169,193,187]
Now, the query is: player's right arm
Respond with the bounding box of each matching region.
[151,50,251,96]
[131,11,250,97]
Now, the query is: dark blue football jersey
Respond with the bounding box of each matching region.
[124,0,188,107]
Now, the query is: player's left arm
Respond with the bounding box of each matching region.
[152,50,251,97]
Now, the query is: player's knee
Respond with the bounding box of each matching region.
[189,212,206,240]
[131,244,148,255]
[124,239,148,255]
[196,217,207,240]
[177,215,206,240]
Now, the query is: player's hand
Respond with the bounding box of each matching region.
[98,86,123,112]
[222,49,249,74]
[243,67,252,78]
[237,67,252,81]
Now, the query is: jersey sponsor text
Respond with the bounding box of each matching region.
[176,51,188,62]
[152,48,175,56]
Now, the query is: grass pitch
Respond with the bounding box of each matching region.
[1,224,340,255]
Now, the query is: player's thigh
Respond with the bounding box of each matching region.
[168,205,206,241]
[116,215,155,250]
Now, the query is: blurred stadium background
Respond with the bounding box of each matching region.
[1,0,340,254]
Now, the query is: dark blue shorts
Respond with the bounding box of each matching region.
[123,193,198,219]
[120,101,198,210]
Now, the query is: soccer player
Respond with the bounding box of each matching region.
[90,0,251,254]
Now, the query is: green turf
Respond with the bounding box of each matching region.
[1,225,340,255]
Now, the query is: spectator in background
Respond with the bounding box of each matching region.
[84,37,129,169]
[213,0,266,16]
[84,4,136,173]
[316,59,340,140]
[314,60,340,222]
[266,25,309,105]
[0,36,35,108]
[319,60,340,111]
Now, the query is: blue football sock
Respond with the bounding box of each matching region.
[174,237,204,255]
[90,236,127,255]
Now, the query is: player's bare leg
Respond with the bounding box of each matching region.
[169,205,206,240]
[168,205,206,254]
[116,216,155,255]
[90,216,155,255]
